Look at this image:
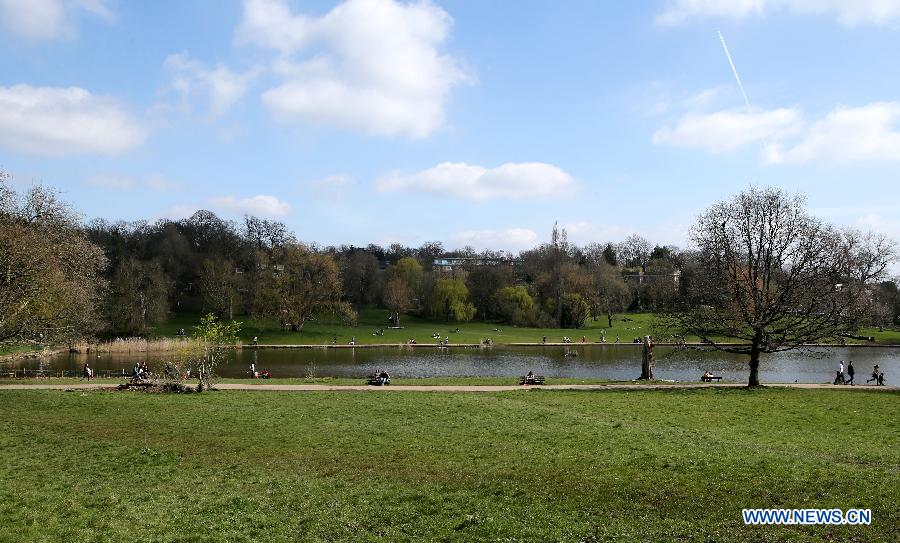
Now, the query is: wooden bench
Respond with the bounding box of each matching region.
[519,375,546,385]
[701,375,723,382]
[366,376,390,386]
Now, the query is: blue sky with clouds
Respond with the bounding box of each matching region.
[2,0,900,251]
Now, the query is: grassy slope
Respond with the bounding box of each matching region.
[150,308,900,346]
[0,388,896,542]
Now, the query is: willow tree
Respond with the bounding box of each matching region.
[669,187,895,387]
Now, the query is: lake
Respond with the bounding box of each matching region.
[4,345,897,384]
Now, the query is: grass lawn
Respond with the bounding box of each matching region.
[148,308,900,347]
[0,388,897,542]
[151,308,662,346]
[0,343,42,357]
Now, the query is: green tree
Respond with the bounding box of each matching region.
[253,244,356,332]
[560,293,590,328]
[192,313,241,391]
[495,286,533,325]
[392,257,424,295]
[430,278,476,322]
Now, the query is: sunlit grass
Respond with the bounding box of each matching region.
[0,388,896,542]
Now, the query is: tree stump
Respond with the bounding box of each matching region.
[639,335,654,380]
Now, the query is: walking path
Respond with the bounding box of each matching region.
[0,382,896,392]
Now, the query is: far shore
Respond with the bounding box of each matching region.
[4,340,900,363]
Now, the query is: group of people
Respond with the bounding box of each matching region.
[132,361,150,380]
[248,362,271,379]
[372,369,390,385]
[835,361,886,385]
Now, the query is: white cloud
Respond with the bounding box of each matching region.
[0,84,147,156]
[376,162,575,201]
[652,107,802,153]
[86,173,181,192]
[656,0,900,26]
[238,0,470,138]
[450,228,539,252]
[209,194,292,217]
[654,102,900,163]
[766,103,900,164]
[163,53,259,118]
[0,0,114,40]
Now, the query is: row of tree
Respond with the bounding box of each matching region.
[2,172,899,360]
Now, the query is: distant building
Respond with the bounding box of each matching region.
[622,269,681,286]
[433,257,522,272]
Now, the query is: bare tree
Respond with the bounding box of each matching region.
[199,257,242,320]
[668,187,896,387]
[382,277,415,327]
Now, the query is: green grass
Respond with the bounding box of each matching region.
[153,309,676,346]
[0,343,42,357]
[149,308,900,347]
[0,388,897,542]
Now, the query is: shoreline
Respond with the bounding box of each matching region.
[1,381,897,392]
[3,340,899,362]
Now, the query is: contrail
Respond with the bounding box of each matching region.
[717,30,751,109]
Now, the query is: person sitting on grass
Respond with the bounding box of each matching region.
[261,369,271,379]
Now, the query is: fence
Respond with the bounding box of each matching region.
[2,368,129,379]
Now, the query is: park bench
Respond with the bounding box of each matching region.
[519,375,546,385]
[701,375,723,382]
[366,375,390,386]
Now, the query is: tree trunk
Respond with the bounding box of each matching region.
[748,342,761,387]
[607,313,613,328]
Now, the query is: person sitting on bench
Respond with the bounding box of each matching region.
[378,370,390,385]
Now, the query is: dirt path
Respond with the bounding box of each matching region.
[0,382,896,392]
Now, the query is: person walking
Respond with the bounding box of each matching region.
[847,361,855,385]
[835,360,845,385]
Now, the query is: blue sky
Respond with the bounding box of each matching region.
[2,0,900,252]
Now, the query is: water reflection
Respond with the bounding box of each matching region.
[4,345,898,384]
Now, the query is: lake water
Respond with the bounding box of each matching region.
[4,345,897,384]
